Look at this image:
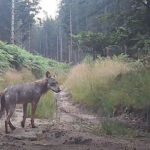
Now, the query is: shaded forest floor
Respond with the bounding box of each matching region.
[0,86,150,150]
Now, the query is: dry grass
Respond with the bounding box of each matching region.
[65,56,150,116]
[0,69,55,118]
[0,69,35,91]
[65,58,131,106]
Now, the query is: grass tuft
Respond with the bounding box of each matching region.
[27,92,55,118]
[65,55,150,116]
[95,120,148,137]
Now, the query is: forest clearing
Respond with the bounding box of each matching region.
[0,0,150,149]
[0,41,150,150]
[0,85,150,150]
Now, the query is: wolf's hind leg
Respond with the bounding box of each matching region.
[5,104,16,133]
[9,120,16,130]
[21,103,27,128]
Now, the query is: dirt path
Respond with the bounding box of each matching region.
[0,86,150,150]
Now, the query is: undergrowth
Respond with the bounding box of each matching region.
[0,40,69,118]
[27,92,55,118]
[65,54,150,117]
[92,120,148,138]
[0,41,69,78]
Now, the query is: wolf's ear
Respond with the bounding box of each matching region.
[46,71,51,78]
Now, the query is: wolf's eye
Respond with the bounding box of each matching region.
[51,83,56,86]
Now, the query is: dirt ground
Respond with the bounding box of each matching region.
[0,86,150,150]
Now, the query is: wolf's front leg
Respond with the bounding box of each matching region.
[21,103,27,128]
[31,102,38,128]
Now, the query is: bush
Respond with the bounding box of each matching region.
[102,69,150,115]
[0,41,69,78]
[65,56,132,106]
[100,120,147,137]
[65,55,150,116]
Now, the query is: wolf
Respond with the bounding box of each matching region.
[0,71,60,134]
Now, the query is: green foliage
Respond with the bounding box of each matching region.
[65,55,150,117]
[100,120,147,137]
[27,92,55,118]
[103,69,150,114]
[83,55,94,64]
[70,0,150,58]
[0,41,69,78]
[0,50,10,73]
[98,13,112,24]
[0,0,40,43]
[73,31,107,53]
[0,41,69,118]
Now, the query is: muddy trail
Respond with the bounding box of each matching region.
[0,86,150,150]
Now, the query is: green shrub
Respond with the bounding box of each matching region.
[0,41,69,78]
[100,120,147,137]
[65,55,150,116]
[102,69,150,115]
[27,92,55,118]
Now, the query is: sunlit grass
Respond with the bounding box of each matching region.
[65,57,132,106]
[0,69,35,91]
[65,55,150,116]
[27,92,55,118]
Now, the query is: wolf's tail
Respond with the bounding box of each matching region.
[0,93,5,118]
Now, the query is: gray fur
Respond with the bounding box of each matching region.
[0,71,60,134]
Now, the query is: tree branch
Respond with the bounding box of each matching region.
[141,0,150,9]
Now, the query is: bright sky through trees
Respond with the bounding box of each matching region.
[39,0,59,18]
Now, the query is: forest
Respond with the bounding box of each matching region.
[0,0,150,149]
[0,0,150,63]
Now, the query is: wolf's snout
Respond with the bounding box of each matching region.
[57,87,61,93]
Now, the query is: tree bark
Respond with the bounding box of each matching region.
[28,23,31,52]
[59,27,63,61]
[69,4,73,63]
[57,36,59,61]
[11,0,15,44]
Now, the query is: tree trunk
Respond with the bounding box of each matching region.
[69,5,73,63]
[60,31,63,62]
[77,45,80,63]
[92,49,97,60]
[124,45,127,54]
[68,44,71,63]
[57,36,59,61]
[28,24,31,52]
[11,0,15,44]
[45,32,48,57]
[106,47,109,57]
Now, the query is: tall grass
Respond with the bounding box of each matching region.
[65,56,132,106]
[0,69,35,91]
[27,92,55,118]
[0,41,69,118]
[0,69,55,118]
[98,120,148,137]
[65,55,150,116]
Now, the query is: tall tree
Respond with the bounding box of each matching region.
[11,0,15,44]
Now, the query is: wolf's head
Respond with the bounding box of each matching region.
[45,71,61,93]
